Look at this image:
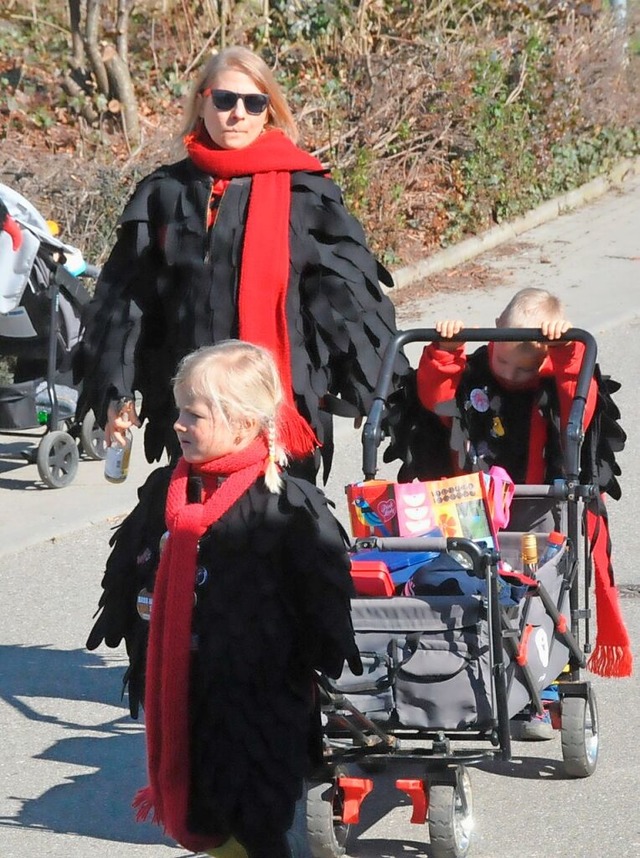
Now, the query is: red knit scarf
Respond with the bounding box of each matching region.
[133,438,269,852]
[586,505,633,678]
[185,126,324,460]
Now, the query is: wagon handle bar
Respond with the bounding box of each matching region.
[363,327,597,480]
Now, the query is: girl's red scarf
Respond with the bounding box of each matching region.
[185,126,325,460]
[133,438,269,852]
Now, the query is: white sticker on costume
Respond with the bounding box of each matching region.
[534,628,550,668]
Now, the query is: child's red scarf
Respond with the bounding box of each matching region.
[133,439,269,852]
[586,506,633,678]
[185,126,325,460]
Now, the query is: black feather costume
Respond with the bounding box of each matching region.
[86,468,362,852]
[75,160,407,477]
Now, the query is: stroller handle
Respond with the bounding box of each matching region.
[363,327,597,480]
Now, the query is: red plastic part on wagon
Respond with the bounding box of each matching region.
[350,559,395,597]
[395,778,428,824]
[336,777,374,824]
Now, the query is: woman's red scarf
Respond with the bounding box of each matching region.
[133,438,269,852]
[185,125,325,460]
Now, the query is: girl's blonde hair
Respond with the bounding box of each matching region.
[179,45,298,145]
[173,340,287,493]
[497,287,564,328]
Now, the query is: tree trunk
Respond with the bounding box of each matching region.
[115,0,131,63]
[218,0,230,48]
[61,73,99,124]
[85,0,110,96]
[103,44,141,148]
[67,0,84,67]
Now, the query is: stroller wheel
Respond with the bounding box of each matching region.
[307,766,350,858]
[36,430,79,488]
[428,765,474,858]
[80,410,107,460]
[561,687,599,778]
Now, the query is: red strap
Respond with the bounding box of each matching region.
[516,624,534,666]
[3,214,23,251]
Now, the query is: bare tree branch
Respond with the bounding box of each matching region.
[67,0,84,66]
[103,44,141,147]
[85,0,110,96]
[116,0,131,63]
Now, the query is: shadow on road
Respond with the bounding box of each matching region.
[0,643,173,846]
[476,752,568,780]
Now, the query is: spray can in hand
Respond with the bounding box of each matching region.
[104,429,133,483]
[104,397,135,484]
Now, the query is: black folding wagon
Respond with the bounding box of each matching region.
[306,328,605,858]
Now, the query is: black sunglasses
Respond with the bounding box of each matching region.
[204,88,269,115]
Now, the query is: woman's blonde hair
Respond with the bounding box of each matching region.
[179,45,298,145]
[173,340,287,493]
[497,287,564,328]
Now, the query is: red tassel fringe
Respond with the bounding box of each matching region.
[132,786,158,824]
[588,643,634,678]
[278,402,319,459]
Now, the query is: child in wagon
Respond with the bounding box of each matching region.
[412,287,632,737]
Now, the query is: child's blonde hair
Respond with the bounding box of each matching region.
[173,340,287,493]
[497,287,564,328]
[179,45,298,145]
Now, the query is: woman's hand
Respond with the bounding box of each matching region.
[106,398,141,447]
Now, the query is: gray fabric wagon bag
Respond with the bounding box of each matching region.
[332,595,493,731]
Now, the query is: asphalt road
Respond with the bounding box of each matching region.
[1,175,639,857]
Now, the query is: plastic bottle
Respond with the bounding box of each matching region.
[520,533,539,577]
[104,430,133,483]
[539,531,566,566]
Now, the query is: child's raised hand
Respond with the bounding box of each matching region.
[435,319,465,352]
[541,319,571,342]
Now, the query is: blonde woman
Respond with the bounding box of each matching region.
[76,45,405,482]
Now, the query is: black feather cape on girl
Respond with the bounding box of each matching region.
[86,458,362,856]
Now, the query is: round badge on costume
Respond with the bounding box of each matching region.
[137,588,153,621]
[195,566,209,587]
[469,388,490,412]
[159,530,170,556]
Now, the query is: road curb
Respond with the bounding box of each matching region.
[387,155,640,292]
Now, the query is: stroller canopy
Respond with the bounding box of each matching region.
[0,183,85,315]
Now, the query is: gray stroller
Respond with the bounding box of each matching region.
[0,183,104,487]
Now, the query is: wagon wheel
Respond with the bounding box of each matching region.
[561,688,599,778]
[428,765,474,858]
[80,409,107,460]
[36,430,79,488]
[307,766,351,858]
